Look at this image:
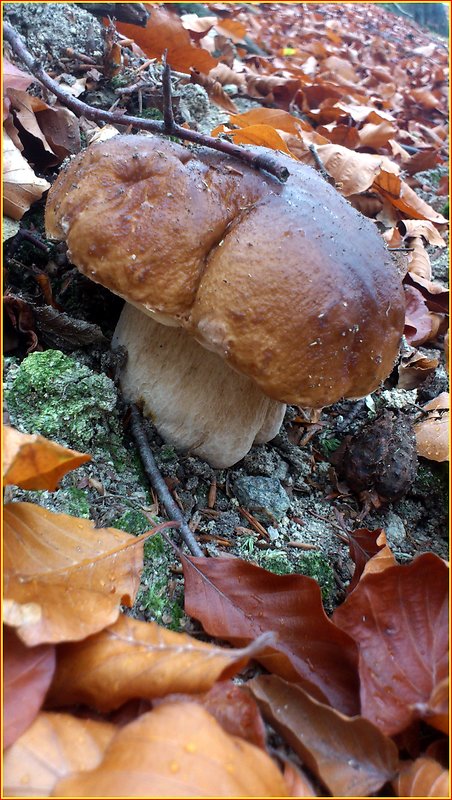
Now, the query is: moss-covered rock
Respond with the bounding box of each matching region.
[5,350,118,451]
[253,548,335,606]
[134,534,186,631]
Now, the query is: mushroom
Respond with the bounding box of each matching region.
[45,134,405,467]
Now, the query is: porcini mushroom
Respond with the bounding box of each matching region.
[45,134,405,467]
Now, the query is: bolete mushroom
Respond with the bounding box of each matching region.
[45,134,405,467]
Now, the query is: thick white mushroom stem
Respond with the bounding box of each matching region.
[113,304,286,469]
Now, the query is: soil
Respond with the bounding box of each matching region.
[4,2,449,631]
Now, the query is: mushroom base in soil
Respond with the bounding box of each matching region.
[113,304,286,469]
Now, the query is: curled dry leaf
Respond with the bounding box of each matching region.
[374,171,448,223]
[347,528,396,594]
[116,7,217,73]
[3,712,116,798]
[229,107,313,135]
[3,627,56,750]
[298,143,399,196]
[250,675,398,798]
[53,703,289,798]
[407,237,432,282]
[158,681,267,750]
[190,69,238,113]
[47,614,274,712]
[282,761,317,797]
[397,347,439,391]
[3,503,146,645]
[3,426,90,491]
[404,284,444,347]
[394,757,449,798]
[422,676,449,735]
[414,393,449,462]
[333,554,449,736]
[3,130,50,220]
[182,555,360,716]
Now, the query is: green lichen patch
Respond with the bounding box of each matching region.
[5,350,118,452]
[112,509,156,536]
[242,545,335,607]
[133,534,186,631]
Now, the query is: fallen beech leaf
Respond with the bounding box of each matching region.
[159,681,267,750]
[422,676,449,735]
[47,614,273,712]
[404,284,444,347]
[407,237,432,282]
[347,529,396,594]
[3,426,90,490]
[333,554,449,736]
[3,57,34,93]
[3,627,56,749]
[230,107,312,135]
[250,675,398,797]
[299,144,399,196]
[6,88,56,160]
[214,18,247,43]
[208,62,246,89]
[315,122,361,149]
[404,148,442,176]
[4,503,147,645]
[182,556,360,715]
[190,69,238,113]
[116,8,217,73]
[282,761,317,797]
[409,88,442,111]
[3,713,116,798]
[394,757,449,798]
[396,220,446,248]
[414,393,449,462]
[359,120,398,149]
[180,13,217,37]
[3,130,50,220]
[53,703,289,797]
[398,348,439,390]
[223,124,296,156]
[35,106,81,161]
[374,172,447,223]
[33,305,108,350]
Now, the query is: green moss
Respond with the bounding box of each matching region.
[252,548,334,605]
[5,350,118,452]
[112,509,155,536]
[134,533,185,631]
[65,487,91,518]
[137,108,164,120]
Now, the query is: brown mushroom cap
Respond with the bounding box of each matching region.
[45,134,405,407]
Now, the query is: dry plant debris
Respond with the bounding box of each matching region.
[2,2,449,797]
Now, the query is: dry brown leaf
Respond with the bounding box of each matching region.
[223,124,296,156]
[316,123,361,149]
[250,675,398,797]
[404,284,445,347]
[47,614,273,712]
[282,761,317,797]
[190,69,238,113]
[394,757,449,798]
[423,676,449,735]
[362,530,396,580]
[116,8,217,74]
[229,107,312,134]
[400,220,447,247]
[3,713,116,798]
[333,554,449,736]
[3,627,56,750]
[53,703,289,797]
[358,120,398,148]
[214,18,247,43]
[298,143,398,196]
[4,503,146,645]
[3,427,90,490]
[398,347,439,390]
[407,237,432,281]
[3,130,50,220]
[208,62,246,89]
[6,89,56,159]
[180,13,217,38]
[414,393,449,462]
[374,172,448,223]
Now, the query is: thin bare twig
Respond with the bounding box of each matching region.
[161,50,174,133]
[129,406,203,557]
[3,21,290,182]
[308,144,336,186]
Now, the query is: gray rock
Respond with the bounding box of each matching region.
[243,445,289,480]
[233,476,291,524]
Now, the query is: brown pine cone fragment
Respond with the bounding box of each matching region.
[332,410,418,503]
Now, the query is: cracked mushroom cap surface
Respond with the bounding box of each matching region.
[45,134,405,407]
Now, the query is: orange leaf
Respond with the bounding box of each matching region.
[116,7,217,73]
[374,172,447,223]
[53,703,289,797]
[282,761,317,797]
[3,712,116,798]
[47,614,273,712]
[251,675,398,796]
[3,426,90,491]
[394,757,449,797]
[230,107,312,135]
[333,554,449,736]
[298,143,399,196]
[414,393,449,462]
[4,503,146,645]
[214,18,247,43]
[3,627,56,749]
[225,124,296,157]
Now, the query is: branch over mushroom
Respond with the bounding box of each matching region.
[45,134,405,467]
